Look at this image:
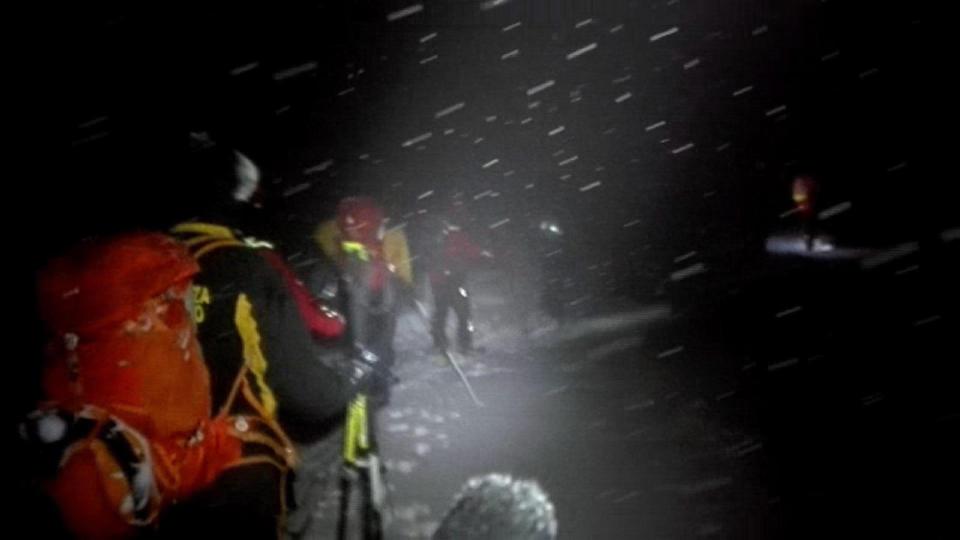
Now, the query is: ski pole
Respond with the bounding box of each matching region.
[412,299,484,407]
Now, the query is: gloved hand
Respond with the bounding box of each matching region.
[345,343,380,389]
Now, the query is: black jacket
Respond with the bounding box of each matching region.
[172,222,351,438]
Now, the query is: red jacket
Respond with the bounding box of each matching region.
[430,229,486,286]
[260,250,345,340]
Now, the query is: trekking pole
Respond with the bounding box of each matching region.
[442,348,484,408]
[411,299,484,408]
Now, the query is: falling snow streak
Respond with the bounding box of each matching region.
[861,242,920,269]
[580,181,602,192]
[765,105,787,117]
[527,80,555,96]
[434,102,465,118]
[566,43,598,60]
[273,62,318,81]
[657,346,684,359]
[387,4,423,21]
[821,50,841,61]
[775,306,803,318]
[480,0,511,11]
[303,160,334,174]
[768,358,799,371]
[819,202,852,219]
[674,251,697,263]
[401,133,433,148]
[282,183,311,198]
[230,62,259,76]
[671,263,706,281]
[650,27,679,42]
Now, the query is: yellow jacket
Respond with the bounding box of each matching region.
[313,220,413,286]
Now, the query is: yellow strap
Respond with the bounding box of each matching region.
[193,239,246,259]
[172,222,246,259]
[239,383,299,468]
[171,222,236,239]
[233,294,278,419]
[218,368,299,469]
[182,236,215,248]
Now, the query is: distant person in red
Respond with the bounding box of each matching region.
[429,203,493,353]
[792,174,819,251]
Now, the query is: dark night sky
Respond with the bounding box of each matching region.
[27,1,936,266]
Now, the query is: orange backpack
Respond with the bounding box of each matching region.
[33,233,267,537]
